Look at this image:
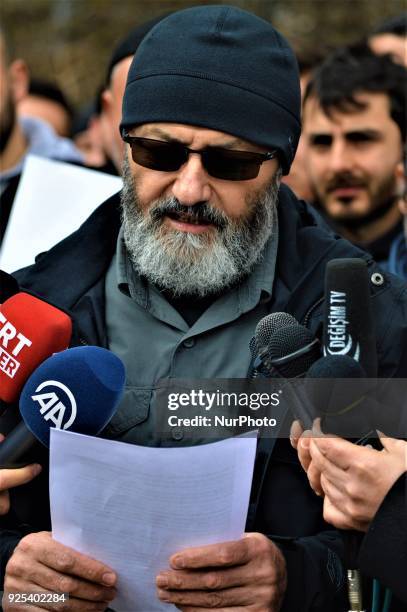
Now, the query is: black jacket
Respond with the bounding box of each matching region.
[359,473,407,605]
[1,186,407,611]
[0,174,21,246]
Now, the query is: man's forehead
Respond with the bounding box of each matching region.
[131,122,265,150]
[303,91,393,133]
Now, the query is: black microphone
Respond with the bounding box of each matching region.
[250,312,298,378]
[262,324,321,377]
[323,258,377,377]
[253,322,322,428]
[305,355,376,440]
[252,312,298,357]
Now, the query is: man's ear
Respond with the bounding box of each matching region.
[395,160,406,202]
[9,58,29,103]
[101,88,113,118]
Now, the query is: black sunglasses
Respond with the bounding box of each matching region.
[122,133,277,181]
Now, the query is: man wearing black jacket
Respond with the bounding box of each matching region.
[1,6,407,612]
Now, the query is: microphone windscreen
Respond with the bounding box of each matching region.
[267,324,321,377]
[0,293,72,403]
[306,355,374,437]
[307,354,365,379]
[323,258,377,376]
[254,312,297,356]
[20,346,126,447]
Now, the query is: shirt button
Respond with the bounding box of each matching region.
[172,428,184,441]
[183,338,195,348]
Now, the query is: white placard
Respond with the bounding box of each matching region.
[0,155,122,272]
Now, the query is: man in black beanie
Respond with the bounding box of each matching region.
[99,14,168,172]
[2,6,407,612]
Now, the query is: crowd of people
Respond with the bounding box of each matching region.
[0,6,406,612]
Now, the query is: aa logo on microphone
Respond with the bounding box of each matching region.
[31,381,77,429]
[324,290,360,360]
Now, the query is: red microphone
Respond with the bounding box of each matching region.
[0,292,72,403]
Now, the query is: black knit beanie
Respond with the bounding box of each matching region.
[105,14,169,86]
[121,5,301,174]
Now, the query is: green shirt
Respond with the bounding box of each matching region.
[104,223,278,446]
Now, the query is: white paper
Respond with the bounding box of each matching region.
[50,429,257,612]
[0,155,122,272]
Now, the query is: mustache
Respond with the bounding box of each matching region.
[326,173,366,192]
[149,198,228,230]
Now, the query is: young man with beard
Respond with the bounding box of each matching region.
[1,7,407,612]
[302,44,406,266]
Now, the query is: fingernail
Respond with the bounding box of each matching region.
[172,555,184,568]
[102,572,116,585]
[156,575,168,588]
[300,438,310,449]
[158,589,170,601]
[32,464,42,476]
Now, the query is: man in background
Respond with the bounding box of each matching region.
[282,48,327,202]
[98,14,167,173]
[18,78,74,138]
[0,28,83,244]
[72,15,166,174]
[302,44,406,265]
[369,12,407,67]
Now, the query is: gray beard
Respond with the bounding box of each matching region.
[120,156,281,297]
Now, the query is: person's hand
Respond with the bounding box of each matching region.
[290,420,324,495]
[0,434,42,515]
[155,532,287,611]
[309,434,407,531]
[3,531,117,611]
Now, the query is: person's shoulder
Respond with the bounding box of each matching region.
[14,191,122,308]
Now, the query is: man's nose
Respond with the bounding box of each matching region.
[328,139,353,174]
[171,154,212,205]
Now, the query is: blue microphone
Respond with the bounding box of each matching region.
[0,346,126,467]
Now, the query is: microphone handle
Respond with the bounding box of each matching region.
[0,421,38,468]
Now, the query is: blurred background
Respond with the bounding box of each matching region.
[2,0,406,110]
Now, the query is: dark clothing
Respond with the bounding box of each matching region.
[0,174,20,245]
[387,232,407,280]
[310,204,403,266]
[358,473,407,605]
[1,185,407,611]
[362,220,404,266]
